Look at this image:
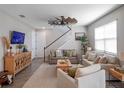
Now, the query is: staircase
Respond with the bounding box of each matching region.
[44,25,71,62]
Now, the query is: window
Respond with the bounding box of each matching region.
[95,20,117,54]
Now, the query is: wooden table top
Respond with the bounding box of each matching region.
[56,59,72,68]
[109,68,124,81]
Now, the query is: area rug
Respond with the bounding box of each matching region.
[23,63,57,88]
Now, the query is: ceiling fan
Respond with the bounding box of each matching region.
[48,16,78,25]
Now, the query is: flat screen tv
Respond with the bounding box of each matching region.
[11,31,25,44]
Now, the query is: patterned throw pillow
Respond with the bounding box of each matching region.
[67,64,84,78]
[94,56,101,63]
[98,56,108,64]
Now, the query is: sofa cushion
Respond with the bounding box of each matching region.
[75,64,101,78]
[87,52,97,61]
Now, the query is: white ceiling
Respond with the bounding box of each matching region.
[0,4,121,29]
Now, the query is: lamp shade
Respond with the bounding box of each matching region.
[119,52,124,61]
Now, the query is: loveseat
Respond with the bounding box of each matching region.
[49,49,78,64]
[57,64,105,88]
[82,51,120,80]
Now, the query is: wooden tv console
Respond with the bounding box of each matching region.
[4,52,32,76]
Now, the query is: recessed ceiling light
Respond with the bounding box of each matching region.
[19,15,26,18]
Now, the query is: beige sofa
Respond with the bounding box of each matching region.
[57,64,105,88]
[82,51,120,80]
[49,49,78,64]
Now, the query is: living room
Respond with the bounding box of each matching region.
[0,3,124,89]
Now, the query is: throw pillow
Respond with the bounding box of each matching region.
[98,56,108,64]
[63,50,67,57]
[50,50,56,57]
[56,50,63,57]
[72,49,77,57]
[87,53,97,61]
[67,67,77,78]
[69,50,73,57]
[50,51,52,56]
[94,56,101,63]
[66,50,72,57]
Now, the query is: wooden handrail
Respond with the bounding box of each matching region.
[44,25,71,62]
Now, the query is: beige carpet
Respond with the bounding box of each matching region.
[23,63,57,88]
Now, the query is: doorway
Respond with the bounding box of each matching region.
[35,30,46,58]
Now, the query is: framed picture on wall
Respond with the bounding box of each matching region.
[75,32,85,40]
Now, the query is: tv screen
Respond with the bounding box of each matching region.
[11,31,25,44]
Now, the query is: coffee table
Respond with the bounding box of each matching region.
[56,59,72,72]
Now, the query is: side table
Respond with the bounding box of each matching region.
[109,68,124,88]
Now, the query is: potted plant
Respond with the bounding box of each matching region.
[16,44,24,53]
[80,35,88,54]
[22,45,28,52]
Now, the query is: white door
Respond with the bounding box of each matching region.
[31,30,36,59]
[35,31,46,57]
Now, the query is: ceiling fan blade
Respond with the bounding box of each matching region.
[61,16,66,21]
[48,16,77,25]
[55,17,61,21]
[65,17,72,23]
[72,18,78,23]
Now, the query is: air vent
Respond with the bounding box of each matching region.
[19,15,26,18]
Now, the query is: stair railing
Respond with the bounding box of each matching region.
[44,25,71,62]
